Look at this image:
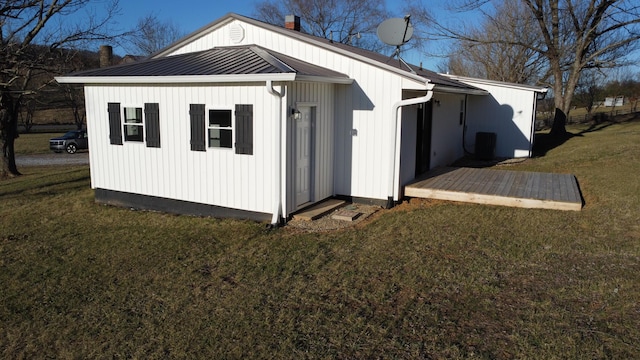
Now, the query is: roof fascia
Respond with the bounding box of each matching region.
[296,75,353,84]
[433,85,489,96]
[442,74,548,93]
[55,73,352,85]
[55,73,297,84]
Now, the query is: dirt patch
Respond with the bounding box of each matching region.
[284,197,446,233]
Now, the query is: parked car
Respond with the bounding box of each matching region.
[49,130,88,154]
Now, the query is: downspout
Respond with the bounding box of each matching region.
[388,83,435,208]
[267,80,285,226]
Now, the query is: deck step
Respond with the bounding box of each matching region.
[293,199,345,221]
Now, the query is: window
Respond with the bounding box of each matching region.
[124,107,143,142]
[190,103,253,154]
[107,103,160,147]
[208,109,232,148]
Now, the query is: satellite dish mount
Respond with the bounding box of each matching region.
[376,15,415,74]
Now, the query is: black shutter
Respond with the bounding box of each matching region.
[145,103,160,148]
[189,104,206,151]
[235,104,253,155]
[107,102,123,145]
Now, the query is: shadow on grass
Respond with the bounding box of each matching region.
[532,132,582,157]
[533,112,640,157]
[0,169,90,199]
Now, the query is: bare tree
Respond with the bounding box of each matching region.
[426,0,640,137]
[1,0,123,178]
[574,69,605,119]
[254,0,391,52]
[19,98,36,133]
[53,48,101,130]
[128,14,185,56]
[440,1,546,84]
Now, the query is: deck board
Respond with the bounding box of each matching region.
[405,167,582,211]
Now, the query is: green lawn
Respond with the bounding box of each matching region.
[15,132,64,155]
[1,119,639,358]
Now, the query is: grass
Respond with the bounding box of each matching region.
[15,132,64,155]
[2,120,640,358]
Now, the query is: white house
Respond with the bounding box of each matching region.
[56,13,547,224]
[443,75,548,159]
[604,96,624,107]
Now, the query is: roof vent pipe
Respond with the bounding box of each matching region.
[285,15,301,31]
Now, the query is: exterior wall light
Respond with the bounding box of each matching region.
[291,108,301,119]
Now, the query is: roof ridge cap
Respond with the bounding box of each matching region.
[249,46,295,73]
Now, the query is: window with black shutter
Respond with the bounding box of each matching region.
[189,104,206,151]
[107,102,123,145]
[145,103,160,148]
[235,104,253,155]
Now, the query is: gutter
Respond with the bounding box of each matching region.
[55,73,297,85]
[55,74,352,86]
[266,80,286,226]
[388,83,435,207]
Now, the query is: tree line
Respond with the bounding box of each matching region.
[1,1,183,178]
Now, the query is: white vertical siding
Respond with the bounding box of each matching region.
[167,19,422,202]
[284,82,335,215]
[464,84,537,158]
[331,67,406,201]
[85,83,279,214]
[430,93,466,169]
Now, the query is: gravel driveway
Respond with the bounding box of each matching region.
[16,152,90,167]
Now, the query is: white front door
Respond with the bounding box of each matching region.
[295,106,312,207]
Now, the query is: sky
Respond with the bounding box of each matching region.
[81,0,452,70]
[63,1,640,78]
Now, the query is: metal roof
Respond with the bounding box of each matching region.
[152,13,486,93]
[60,45,350,82]
[59,13,486,94]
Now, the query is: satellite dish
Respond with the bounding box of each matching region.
[377,16,416,74]
[376,17,414,46]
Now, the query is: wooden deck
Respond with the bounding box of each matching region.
[404,167,583,211]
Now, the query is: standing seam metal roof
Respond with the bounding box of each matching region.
[151,13,483,91]
[65,45,350,79]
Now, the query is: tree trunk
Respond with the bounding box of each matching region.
[73,106,85,130]
[2,134,20,178]
[550,108,568,137]
[1,91,21,179]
